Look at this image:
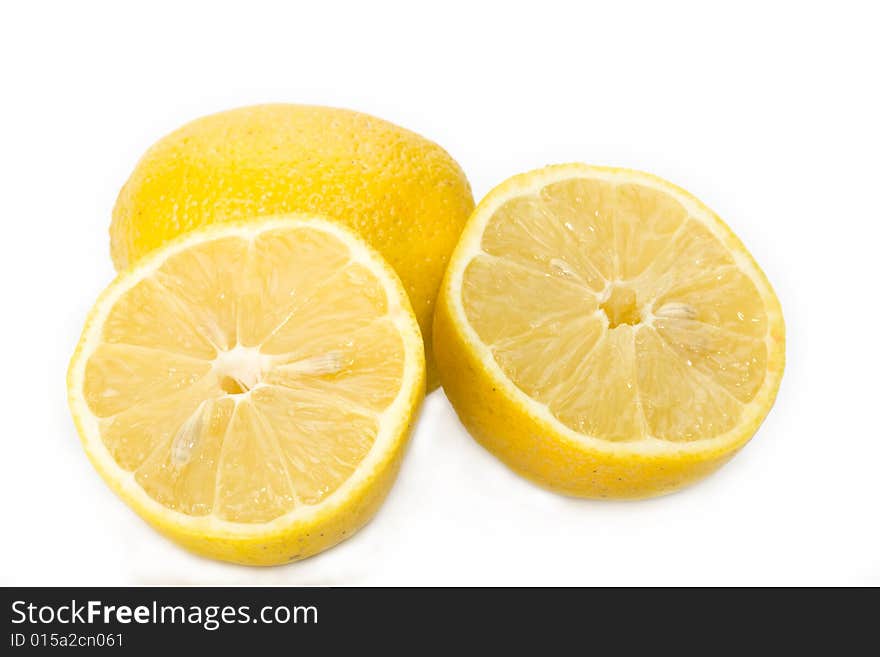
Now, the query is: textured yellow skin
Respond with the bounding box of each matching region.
[111,104,474,389]
[70,217,426,565]
[434,164,785,499]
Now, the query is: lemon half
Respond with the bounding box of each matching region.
[69,215,425,564]
[435,164,784,499]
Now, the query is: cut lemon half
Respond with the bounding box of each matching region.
[434,164,784,499]
[68,215,425,565]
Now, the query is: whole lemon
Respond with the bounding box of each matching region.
[111,104,474,388]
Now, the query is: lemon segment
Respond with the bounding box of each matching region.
[435,164,784,498]
[69,215,425,564]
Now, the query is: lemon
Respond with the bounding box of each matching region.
[110,104,474,390]
[69,215,425,565]
[434,164,785,499]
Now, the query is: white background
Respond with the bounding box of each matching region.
[1,1,877,586]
